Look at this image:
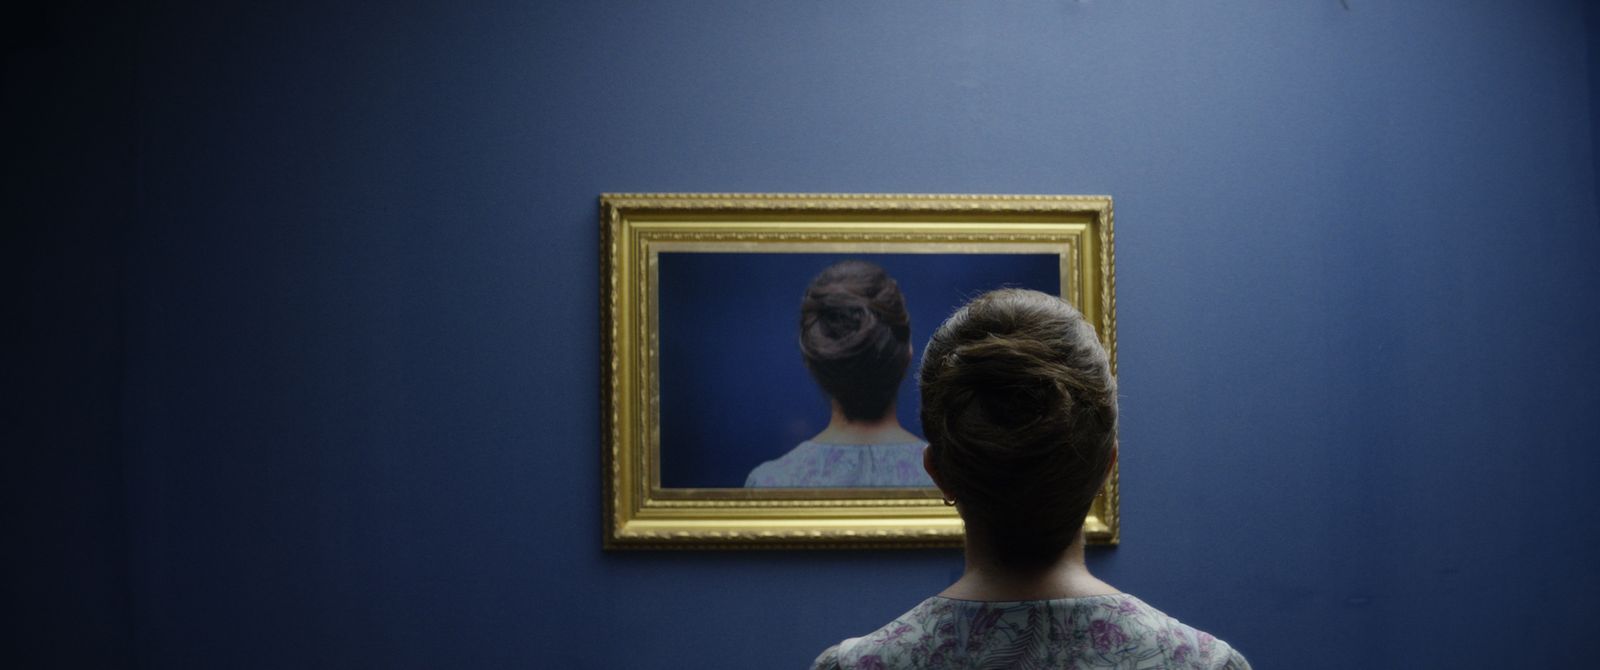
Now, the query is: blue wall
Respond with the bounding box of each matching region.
[8,3,136,667]
[12,0,1600,667]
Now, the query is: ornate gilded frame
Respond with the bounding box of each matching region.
[600,193,1118,549]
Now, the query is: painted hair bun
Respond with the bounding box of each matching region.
[799,260,912,422]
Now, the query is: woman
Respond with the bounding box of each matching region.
[745,260,934,488]
[812,289,1249,669]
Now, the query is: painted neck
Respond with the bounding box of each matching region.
[811,402,920,444]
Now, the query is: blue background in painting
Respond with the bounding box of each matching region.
[12,1,1600,668]
[657,252,1060,488]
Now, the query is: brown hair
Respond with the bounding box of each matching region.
[799,260,912,422]
[919,289,1117,569]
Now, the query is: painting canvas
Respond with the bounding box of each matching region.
[658,252,1060,489]
[601,194,1117,549]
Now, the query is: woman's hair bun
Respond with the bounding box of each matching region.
[936,335,1079,437]
[919,289,1117,568]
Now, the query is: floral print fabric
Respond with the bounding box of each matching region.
[812,594,1249,670]
[744,441,933,488]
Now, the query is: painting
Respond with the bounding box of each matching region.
[601,193,1117,549]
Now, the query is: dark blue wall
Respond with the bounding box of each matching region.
[1591,0,1600,216]
[7,3,136,667]
[13,1,1600,668]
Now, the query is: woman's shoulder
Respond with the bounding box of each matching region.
[1110,595,1251,669]
[808,598,946,670]
[812,594,1249,669]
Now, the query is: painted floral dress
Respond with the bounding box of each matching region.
[744,441,933,488]
[811,594,1250,670]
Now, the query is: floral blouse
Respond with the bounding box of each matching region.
[812,594,1250,670]
[744,441,933,488]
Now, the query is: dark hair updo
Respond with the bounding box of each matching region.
[799,260,913,422]
[919,289,1118,569]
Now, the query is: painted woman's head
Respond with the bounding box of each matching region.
[919,289,1118,568]
[799,260,912,422]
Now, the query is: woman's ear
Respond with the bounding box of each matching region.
[923,446,950,498]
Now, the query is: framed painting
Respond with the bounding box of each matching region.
[600,193,1118,549]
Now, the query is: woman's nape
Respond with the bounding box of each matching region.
[924,446,1119,602]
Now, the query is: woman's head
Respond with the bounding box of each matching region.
[919,289,1117,569]
[799,260,913,422]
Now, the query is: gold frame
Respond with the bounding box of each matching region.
[600,193,1118,549]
